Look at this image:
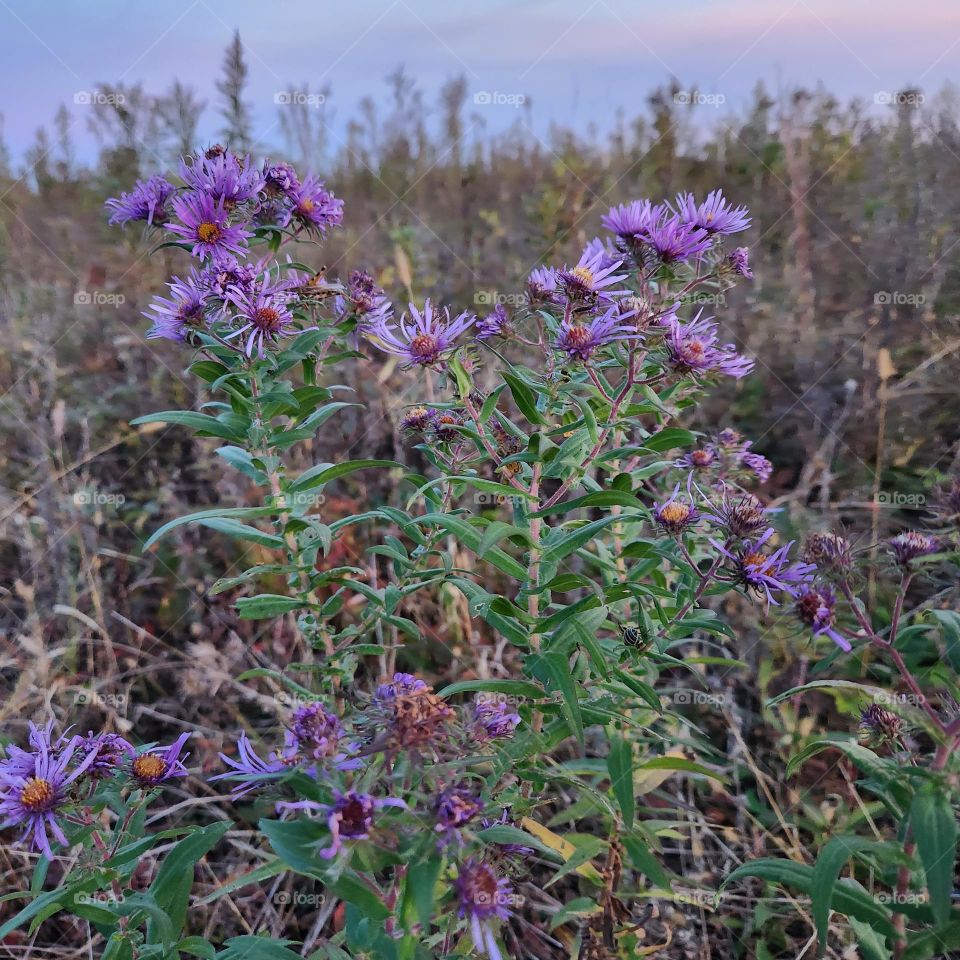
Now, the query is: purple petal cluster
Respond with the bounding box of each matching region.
[366,300,475,367]
[105,175,175,226]
[663,313,754,379]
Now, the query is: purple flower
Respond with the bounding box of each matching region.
[663,313,754,379]
[675,446,717,471]
[261,160,301,198]
[555,304,636,361]
[166,192,252,260]
[795,587,851,652]
[476,303,509,340]
[0,735,97,859]
[223,269,299,357]
[129,733,191,787]
[602,199,658,238]
[398,406,438,434]
[434,783,484,841]
[653,484,700,535]
[527,266,560,305]
[888,531,940,566]
[471,698,520,742]
[210,732,289,798]
[711,529,815,604]
[728,247,753,278]
[282,174,343,233]
[557,244,628,304]
[288,703,344,762]
[367,300,475,367]
[201,253,260,299]
[277,790,405,859]
[641,212,712,263]
[179,152,264,206]
[144,271,209,342]
[674,190,751,236]
[454,859,513,960]
[859,704,904,744]
[105,175,175,226]
[742,450,773,483]
[74,732,134,779]
[803,532,854,573]
[703,493,768,538]
[374,672,427,705]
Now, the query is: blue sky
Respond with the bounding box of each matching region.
[0,0,955,164]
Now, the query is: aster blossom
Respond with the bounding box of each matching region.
[711,529,815,604]
[129,732,191,787]
[179,152,264,206]
[454,859,514,960]
[727,247,753,278]
[602,199,659,238]
[166,191,252,260]
[470,697,520,742]
[663,313,754,379]
[105,175,175,226]
[527,266,560,304]
[888,531,940,566]
[555,304,636,361]
[476,303,509,340]
[366,299,475,367]
[144,271,209,342]
[223,268,300,357]
[674,189,751,235]
[640,211,711,263]
[557,244,628,304]
[794,586,851,652]
[282,174,343,233]
[653,483,700,535]
[210,732,289,798]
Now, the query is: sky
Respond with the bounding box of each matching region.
[0,0,956,165]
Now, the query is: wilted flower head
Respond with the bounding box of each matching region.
[289,703,344,761]
[105,175,175,226]
[674,189,751,236]
[795,587,851,652]
[704,492,768,538]
[166,191,252,260]
[454,859,513,960]
[277,790,405,859]
[653,484,699,535]
[430,410,464,444]
[557,244,627,304]
[471,698,520,742]
[375,672,428,705]
[383,680,454,750]
[641,212,711,263]
[261,160,301,198]
[888,531,940,567]
[367,299,475,367]
[179,152,264,206]
[663,313,754,379]
[742,451,773,483]
[434,783,484,838]
[555,304,636,361]
[803,532,854,573]
[859,703,904,745]
[727,247,753,278]
[399,405,437,434]
[129,733,191,787]
[202,253,259,299]
[676,446,717,471]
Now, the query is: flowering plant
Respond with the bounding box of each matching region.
[4,147,958,959]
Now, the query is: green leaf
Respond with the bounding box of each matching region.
[911,782,956,926]
[438,678,544,699]
[199,518,286,548]
[400,857,442,929]
[531,490,648,518]
[502,371,547,425]
[142,507,279,551]
[529,651,584,744]
[640,428,697,452]
[235,595,310,619]
[130,410,245,441]
[607,734,635,829]
[289,459,402,492]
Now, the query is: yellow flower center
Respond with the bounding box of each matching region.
[565,324,591,347]
[20,777,54,811]
[660,502,690,524]
[132,754,167,781]
[299,198,315,213]
[743,551,771,573]
[197,222,222,243]
[570,265,594,287]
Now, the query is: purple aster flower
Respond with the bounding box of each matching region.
[703,492,768,538]
[675,446,717,472]
[476,303,509,340]
[859,704,904,744]
[74,732,134,779]
[179,152,264,206]
[653,483,700,535]
[105,175,175,226]
[557,244,628,304]
[0,735,97,859]
[366,300,475,367]
[166,192,252,260]
[222,269,300,357]
[674,189,751,236]
[663,313,754,378]
[888,532,940,566]
[276,790,405,859]
[288,703,344,762]
[641,212,712,263]
[742,450,773,483]
[210,731,289,798]
[527,266,560,305]
[201,253,260,299]
[711,529,815,604]
[434,783,484,840]
[261,160,301,198]
[374,672,428,705]
[555,304,636,361]
[1,721,71,779]
[129,733,190,787]
[795,586,851,652]
[398,406,438,434]
[728,247,753,278]
[282,174,343,233]
[602,199,658,238]
[454,859,513,960]
[470,698,520,742]
[144,271,210,342]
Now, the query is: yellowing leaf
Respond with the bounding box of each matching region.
[519,817,602,881]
